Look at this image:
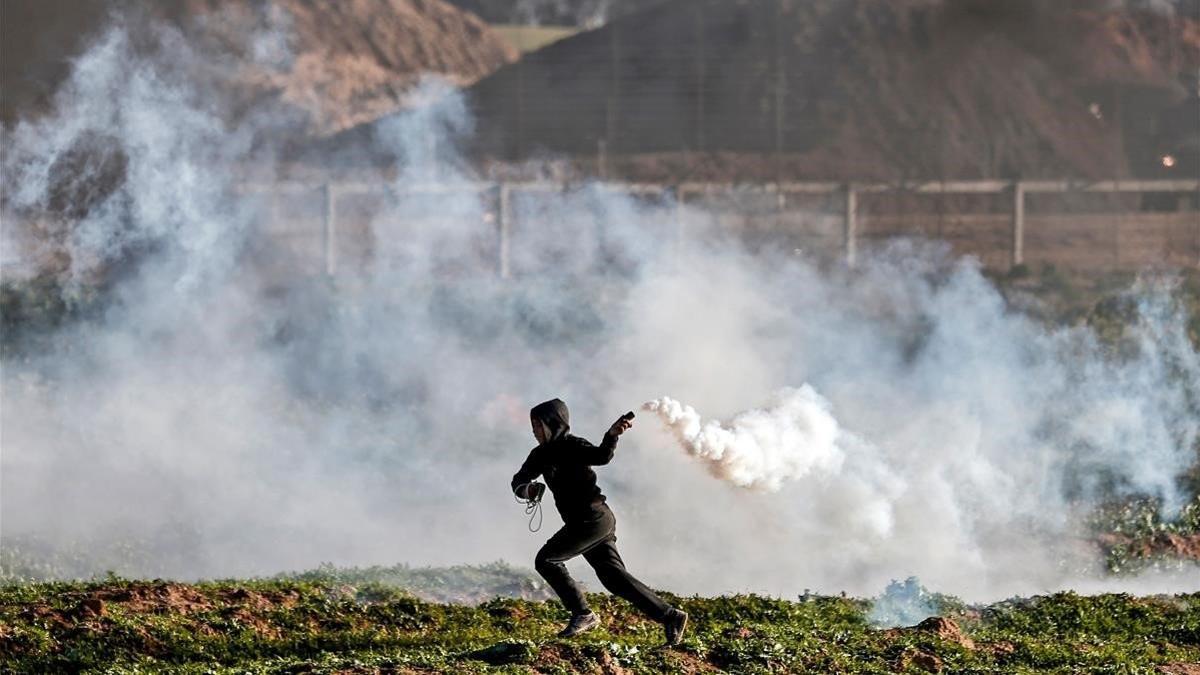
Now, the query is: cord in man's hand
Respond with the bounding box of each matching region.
[514,482,545,532]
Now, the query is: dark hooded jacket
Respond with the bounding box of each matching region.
[512,399,618,523]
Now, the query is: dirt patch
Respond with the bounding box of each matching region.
[215,586,300,611]
[78,597,106,619]
[1158,664,1200,675]
[1149,533,1200,560]
[905,649,943,673]
[93,581,211,614]
[531,643,575,672]
[530,643,633,674]
[984,640,1017,658]
[19,604,72,629]
[1099,532,1200,562]
[593,650,633,675]
[223,607,282,639]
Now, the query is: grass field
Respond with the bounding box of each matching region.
[2,568,1199,674]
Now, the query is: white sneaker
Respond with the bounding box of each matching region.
[558,611,600,637]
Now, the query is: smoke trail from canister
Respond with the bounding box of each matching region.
[642,386,849,492]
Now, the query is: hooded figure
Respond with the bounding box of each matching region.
[512,398,688,644]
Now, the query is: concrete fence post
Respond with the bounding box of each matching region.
[1011,181,1025,269]
[323,183,337,277]
[844,184,858,266]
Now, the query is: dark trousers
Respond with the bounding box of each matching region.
[534,504,671,623]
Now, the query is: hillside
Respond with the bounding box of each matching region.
[0,0,518,136]
[459,0,1199,180]
[445,0,666,27]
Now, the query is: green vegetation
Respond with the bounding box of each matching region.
[1092,496,1200,575]
[0,541,552,605]
[991,266,1200,350]
[1,576,1197,673]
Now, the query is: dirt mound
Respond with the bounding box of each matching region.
[1,0,517,135]
[914,616,976,650]
[463,0,1199,180]
[884,615,976,650]
[93,581,212,614]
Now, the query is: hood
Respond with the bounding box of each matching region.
[530,398,570,441]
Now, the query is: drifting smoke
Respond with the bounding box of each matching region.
[1,14,1198,603]
[642,387,849,493]
[508,0,612,28]
[868,577,940,628]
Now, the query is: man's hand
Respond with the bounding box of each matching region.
[608,412,634,438]
[517,482,545,502]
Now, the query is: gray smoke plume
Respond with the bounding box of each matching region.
[2,19,1198,603]
[868,577,940,628]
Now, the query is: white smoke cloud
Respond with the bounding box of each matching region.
[509,0,612,27]
[1,14,1198,605]
[622,252,1199,599]
[642,387,849,492]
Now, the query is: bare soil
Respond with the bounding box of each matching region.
[0,0,517,135]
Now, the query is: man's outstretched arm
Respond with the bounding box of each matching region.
[576,413,633,466]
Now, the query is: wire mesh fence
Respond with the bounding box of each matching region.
[236,179,1199,282]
